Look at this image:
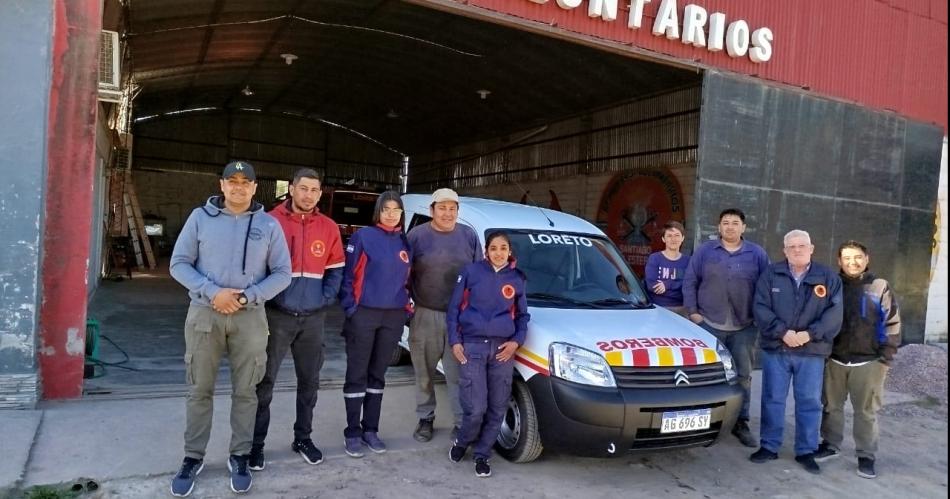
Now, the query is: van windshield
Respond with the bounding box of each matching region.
[491,229,651,309]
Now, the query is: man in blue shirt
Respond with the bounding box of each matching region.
[683,208,769,447]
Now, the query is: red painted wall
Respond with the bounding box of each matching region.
[39,0,101,399]
[465,0,948,131]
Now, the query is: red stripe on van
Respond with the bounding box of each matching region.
[632,349,650,366]
[680,348,697,366]
[516,355,548,375]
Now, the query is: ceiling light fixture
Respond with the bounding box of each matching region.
[241,85,254,96]
[476,89,491,100]
[280,53,298,65]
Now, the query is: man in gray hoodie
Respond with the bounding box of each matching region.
[169,161,291,497]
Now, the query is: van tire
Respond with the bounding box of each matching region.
[495,378,543,463]
[388,345,405,366]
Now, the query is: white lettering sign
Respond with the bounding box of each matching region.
[652,0,680,39]
[681,4,707,47]
[750,27,773,63]
[588,0,618,21]
[525,0,773,63]
[528,234,594,247]
[628,0,651,29]
[725,19,750,58]
[707,12,726,52]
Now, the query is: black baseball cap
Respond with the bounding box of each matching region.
[222,160,256,181]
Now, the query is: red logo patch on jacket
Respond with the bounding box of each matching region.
[501,284,516,300]
[399,250,409,263]
[311,240,326,257]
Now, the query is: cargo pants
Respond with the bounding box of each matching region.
[183,305,268,459]
[456,338,515,460]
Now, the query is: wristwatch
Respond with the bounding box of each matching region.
[237,293,249,306]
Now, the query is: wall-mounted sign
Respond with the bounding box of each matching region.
[595,168,684,276]
[528,0,773,63]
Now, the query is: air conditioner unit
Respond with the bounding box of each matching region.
[98,30,122,103]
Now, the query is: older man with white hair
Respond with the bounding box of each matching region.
[749,229,843,475]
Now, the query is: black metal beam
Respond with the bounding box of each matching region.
[180,0,226,111]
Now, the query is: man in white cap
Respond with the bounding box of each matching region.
[407,188,483,442]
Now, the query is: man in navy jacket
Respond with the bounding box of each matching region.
[750,229,843,475]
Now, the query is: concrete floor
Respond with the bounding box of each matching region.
[84,264,414,399]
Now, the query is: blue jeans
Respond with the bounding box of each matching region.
[700,322,757,420]
[759,349,825,456]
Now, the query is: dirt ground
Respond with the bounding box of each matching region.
[26,345,948,499]
[85,401,947,499]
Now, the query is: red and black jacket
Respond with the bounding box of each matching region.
[268,200,345,314]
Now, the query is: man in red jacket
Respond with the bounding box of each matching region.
[250,168,345,471]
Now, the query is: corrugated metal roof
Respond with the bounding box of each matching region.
[124,0,700,154]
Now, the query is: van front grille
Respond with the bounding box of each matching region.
[612,363,726,389]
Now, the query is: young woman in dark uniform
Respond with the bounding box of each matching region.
[338,191,411,458]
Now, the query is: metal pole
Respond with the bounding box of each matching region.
[400,155,409,194]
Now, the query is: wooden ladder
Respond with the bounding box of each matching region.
[123,171,156,270]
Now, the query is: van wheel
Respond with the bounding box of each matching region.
[495,378,543,463]
[388,346,405,366]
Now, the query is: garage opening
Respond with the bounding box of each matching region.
[85,0,702,397]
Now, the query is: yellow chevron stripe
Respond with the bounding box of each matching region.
[519,347,548,368]
[657,347,674,366]
[605,350,624,366]
[702,348,718,364]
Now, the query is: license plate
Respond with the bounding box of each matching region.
[660,408,712,434]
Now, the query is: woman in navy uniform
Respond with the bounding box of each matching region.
[338,191,411,458]
[447,231,530,477]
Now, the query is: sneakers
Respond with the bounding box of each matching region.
[731,419,757,448]
[344,436,365,458]
[170,457,204,497]
[474,457,492,477]
[749,448,778,463]
[857,457,877,479]
[248,445,265,471]
[413,418,434,442]
[227,454,253,493]
[795,453,821,475]
[361,432,387,454]
[292,439,324,465]
[813,442,840,463]
[449,442,466,463]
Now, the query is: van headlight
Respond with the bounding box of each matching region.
[717,341,738,383]
[549,343,616,388]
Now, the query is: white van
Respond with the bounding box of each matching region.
[400,194,743,463]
